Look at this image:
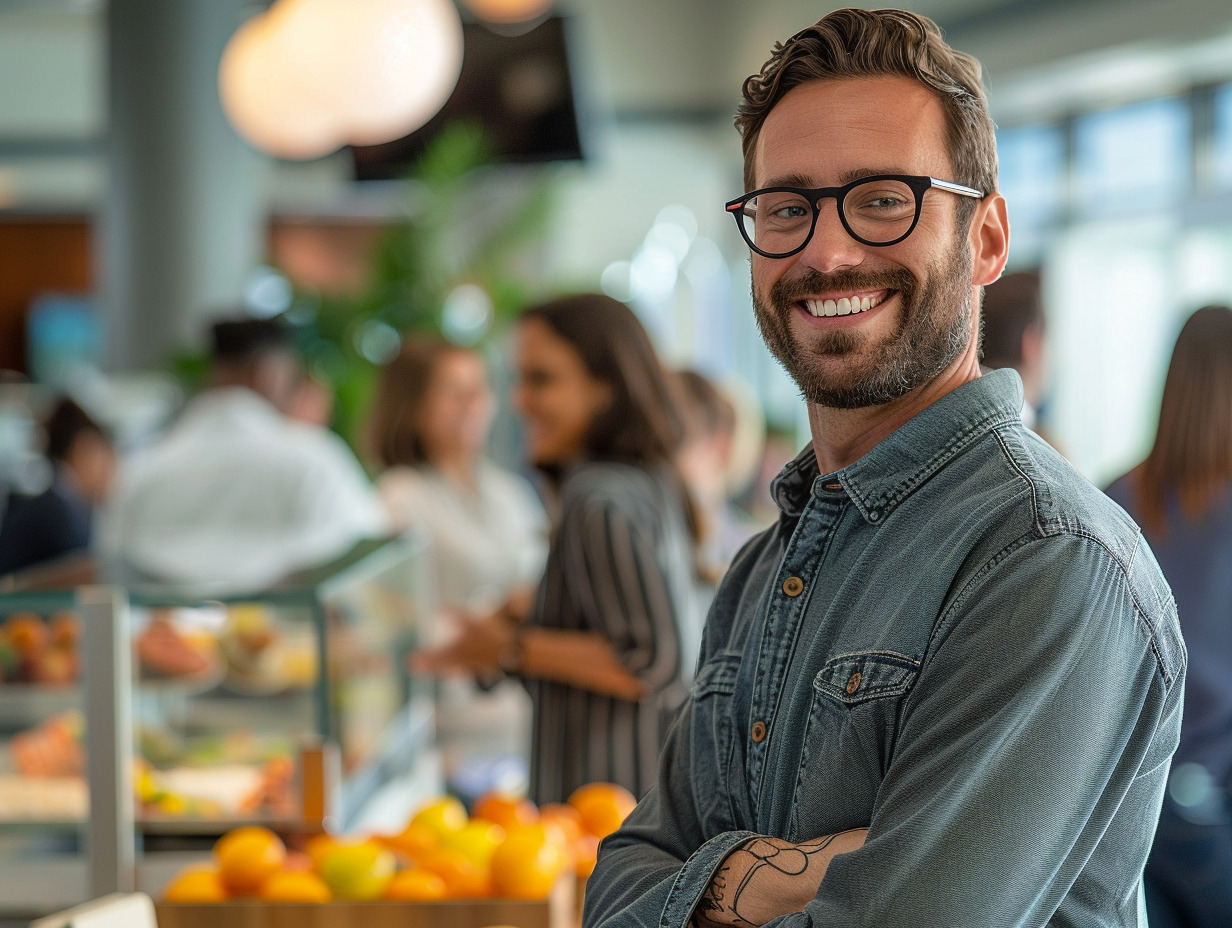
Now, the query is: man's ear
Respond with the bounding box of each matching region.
[970,192,1010,287]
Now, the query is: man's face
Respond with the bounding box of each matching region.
[750,75,978,409]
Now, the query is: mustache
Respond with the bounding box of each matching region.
[769,267,917,306]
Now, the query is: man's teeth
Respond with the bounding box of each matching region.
[804,295,883,317]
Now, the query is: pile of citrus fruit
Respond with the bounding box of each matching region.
[160,781,637,903]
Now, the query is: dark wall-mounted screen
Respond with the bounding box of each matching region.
[351,15,584,179]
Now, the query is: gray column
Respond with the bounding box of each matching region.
[80,585,134,896]
[99,0,268,370]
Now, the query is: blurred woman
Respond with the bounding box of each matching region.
[1105,304,1232,928]
[415,294,703,803]
[370,337,547,613]
[369,338,547,787]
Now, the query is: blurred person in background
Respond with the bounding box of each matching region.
[1105,304,1232,928]
[0,398,114,575]
[368,336,547,790]
[370,336,547,614]
[673,369,766,583]
[979,270,1061,448]
[415,293,704,804]
[101,316,387,589]
[285,372,335,429]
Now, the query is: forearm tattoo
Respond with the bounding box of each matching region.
[694,833,847,928]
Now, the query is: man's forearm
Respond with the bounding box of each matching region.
[692,829,868,928]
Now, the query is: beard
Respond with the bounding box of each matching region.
[752,239,973,409]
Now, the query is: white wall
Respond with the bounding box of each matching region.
[0,8,101,136]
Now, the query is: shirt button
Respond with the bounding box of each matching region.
[845,671,862,695]
[782,576,804,597]
[751,720,768,743]
[824,482,842,490]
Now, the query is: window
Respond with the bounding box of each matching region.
[1211,82,1232,189]
[1073,98,1190,215]
[997,123,1066,230]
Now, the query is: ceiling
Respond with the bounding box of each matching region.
[2,0,1232,172]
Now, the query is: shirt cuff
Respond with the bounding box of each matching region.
[659,830,759,928]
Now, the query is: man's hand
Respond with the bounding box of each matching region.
[692,829,868,928]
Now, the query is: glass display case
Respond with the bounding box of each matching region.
[0,534,440,917]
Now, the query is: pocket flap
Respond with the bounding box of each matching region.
[693,650,743,698]
[813,650,921,706]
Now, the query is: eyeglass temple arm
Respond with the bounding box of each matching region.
[930,178,984,199]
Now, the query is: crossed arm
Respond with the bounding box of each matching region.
[692,829,869,928]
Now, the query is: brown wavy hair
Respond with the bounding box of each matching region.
[367,336,474,469]
[520,294,701,545]
[735,8,997,218]
[1135,305,1232,536]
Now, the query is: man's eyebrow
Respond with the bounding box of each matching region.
[758,168,912,190]
[838,167,909,184]
[759,172,815,189]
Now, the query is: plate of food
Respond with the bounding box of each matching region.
[135,609,224,694]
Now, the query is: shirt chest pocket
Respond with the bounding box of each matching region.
[689,650,743,832]
[791,651,921,838]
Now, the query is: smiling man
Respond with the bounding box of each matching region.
[582,9,1185,928]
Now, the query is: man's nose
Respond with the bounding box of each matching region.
[796,198,864,274]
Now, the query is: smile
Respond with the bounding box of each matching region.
[802,290,889,318]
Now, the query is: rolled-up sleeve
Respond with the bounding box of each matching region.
[583,700,757,928]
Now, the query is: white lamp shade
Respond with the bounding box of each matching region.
[218,12,344,159]
[219,0,465,159]
[270,0,464,146]
[461,0,553,25]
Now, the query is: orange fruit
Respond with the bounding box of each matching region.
[163,866,228,902]
[382,821,440,862]
[4,614,48,660]
[214,826,286,895]
[574,833,601,878]
[382,867,449,901]
[260,870,332,902]
[410,795,468,838]
[568,782,637,839]
[490,823,568,900]
[443,819,506,869]
[472,792,539,832]
[539,803,583,846]
[421,847,491,898]
[319,840,396,900]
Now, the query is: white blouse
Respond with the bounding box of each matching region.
[378,460,548,616]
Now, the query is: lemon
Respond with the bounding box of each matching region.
[319,841,396,900]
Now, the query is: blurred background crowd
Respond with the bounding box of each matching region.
[3,0,1232,923]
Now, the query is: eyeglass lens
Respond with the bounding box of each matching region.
[740,178,919,254]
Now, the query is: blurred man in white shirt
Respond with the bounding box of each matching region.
[103,317,388,590]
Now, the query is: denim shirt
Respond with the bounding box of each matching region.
[583,369,1186,928]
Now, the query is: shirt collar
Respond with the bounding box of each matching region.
[770,368,1025,522]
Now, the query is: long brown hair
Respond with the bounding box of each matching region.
[1137,305,1232,536]
[735,8,997,215]
[520,294,701,545]
[367,336,472,469]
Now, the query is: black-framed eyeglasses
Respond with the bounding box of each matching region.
[725,174,984,258]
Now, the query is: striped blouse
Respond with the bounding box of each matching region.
[524,460,703,804]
